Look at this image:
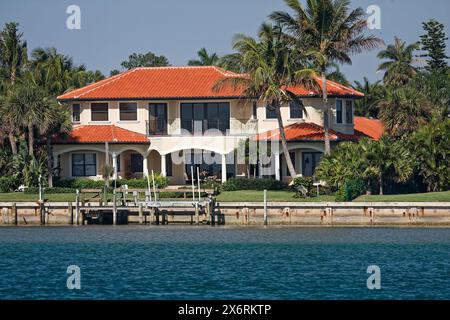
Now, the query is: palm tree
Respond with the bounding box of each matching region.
[215,23,316,178]
[379,86,433,139]
[188,48,220,66]
[8,80,46,157]
[0,22,28,154]
[364,136,413,195]
[353,77,384,118]
[270,0,383,155]
[377,37,420,86]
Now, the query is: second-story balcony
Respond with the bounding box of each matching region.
[146,119,258,136]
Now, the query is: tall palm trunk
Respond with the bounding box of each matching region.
[275,102,296,179]
[28,123,34,157]
[379,174,384,195]
[46,137,53,187]
[8,132,18,155]
[322,73,331,155]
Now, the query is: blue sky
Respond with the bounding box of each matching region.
[1,0,449,83]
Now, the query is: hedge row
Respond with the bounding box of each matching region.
[222,178,287,191]
[54,176,168,190]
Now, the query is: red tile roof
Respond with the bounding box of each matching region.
[53,125,149,144]
[354,117,384,140]
[253,122,366,142]
[57,66,364,101]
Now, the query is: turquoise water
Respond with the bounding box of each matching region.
[0,227,449,300]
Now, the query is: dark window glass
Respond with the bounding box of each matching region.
[72,153,97,177]
[290,101,303,119]
[180,102,230,134]
[120,102,137,121]
[166,154,173,177]
[148,103,167,135]
[252,101,258,119]
[346,100,353,124]
[130,153,143,173]
[91,103,109,121]
[266,104,277,119]
[336,100,343,124]
[72,104,80,122]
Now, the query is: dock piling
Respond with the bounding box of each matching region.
[138,203,143,224]
[113,193,117,226]
[12,203,17,226]
[263,190,268,226]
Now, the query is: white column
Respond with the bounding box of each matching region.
[143,155,149,177]
[161,154,167,177]
[275,152,281,181]
[221,154,227,183]
[112,152,118,180]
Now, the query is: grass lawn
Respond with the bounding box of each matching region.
[354,191,450,202]
[216,190,335,202]
[0,190,448,203]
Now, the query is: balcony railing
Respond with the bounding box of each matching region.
[181,119,258,136]
[146,119,258,136]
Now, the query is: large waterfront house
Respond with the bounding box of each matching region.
[54,66,382,185]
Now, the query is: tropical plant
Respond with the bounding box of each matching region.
[270,0,383,155]
[377,37,420,86]
[0,22,27,154]
[379,85,433,139]
[121,51,170,69]
[420,19,449,73]
[188,48,220,66]
[353,77,384,118]
[410,119,450,192]
[214,23,315,178]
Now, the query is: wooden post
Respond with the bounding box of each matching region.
[68,202,73,225]
[155,208,160,225]
[150,208,155,224]
[138,203,143,224]
[113,193,117,226]
[12,203,17,226]
[195,203,199,225]
[263,190,268,226]
[133,191,138,206]
[75,190,80,226]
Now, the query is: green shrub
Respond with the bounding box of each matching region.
[54,178,106,189]
[117,175,168,189]
[222,178,286,191]
[291,176,314,197]
[0,176,18,193]
[335,178,366,202]
[24,187,76,194]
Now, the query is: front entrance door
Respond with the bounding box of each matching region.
[302,152,322,177]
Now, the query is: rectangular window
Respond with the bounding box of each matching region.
[252,101,258,119]
[72,153,97,177]
[120,102,137,121]
[91,103,109,121]
[180,102,230,134]
[166,154,173,177]
[72,104,80,122]
[346,100,353,124]
[148,103,168,135]
[336,100,343,124]
[266,104,277,119]
[290,101,303,119]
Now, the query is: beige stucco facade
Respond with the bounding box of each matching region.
[54,97,356,185]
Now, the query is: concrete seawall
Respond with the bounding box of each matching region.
[1,202,450,226]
